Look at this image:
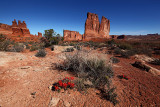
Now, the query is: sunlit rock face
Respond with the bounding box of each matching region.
[0,19,42,42]
[63,12,111,42]
[63,30,82,41]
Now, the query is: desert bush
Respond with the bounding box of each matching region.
[74,45,81,50]
[35,49,46,57]
[110,57,120,63]
[0,40,12,51]
[56,51,118,105]
[75,78,88,92]
[69,42,75,46]
[120,50,136,58]
[138,47,152,57]
[118,43,133,50]
[0,34,6,42]
[114,47,121,55]
[102,87,119,105]
[13,44,24,52]
[64,48,74,52]
[107,39,116,46]
[56,52,113,88]
[30,45,39,51]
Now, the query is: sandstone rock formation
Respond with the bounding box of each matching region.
[63,12,111,42]
[84,12,100,40]
[84,12,110,41]
[99,16,110,38]
[63,30,82,41]
[0,19,42,42]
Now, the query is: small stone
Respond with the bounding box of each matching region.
[31,92,36,95]
[49,97,60,107]
[61,89,65,93]
[49,85,53,90]
[83,79,93,86]
[64,101,71,107]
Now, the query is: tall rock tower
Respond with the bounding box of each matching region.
[84,12,110,41]
[99,16,110,38]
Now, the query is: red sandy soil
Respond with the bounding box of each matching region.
[0,48,160,107]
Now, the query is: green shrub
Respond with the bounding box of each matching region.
[35,49,46,57]
[56,52,114,88]
[0,40,12,51]
[102,87,119,105]
[118,43,132,50]
[114,47,121,54]
[108,39,116,46]
[69,42,75,46]
[30,45,39,51]
[55,51,118,105]
[110,57,120,63]
[75,78,88,92]
[74,45,81,50]
[138,47,152,57]
[120,50,136,58]
[64,48,74,52]
[13,44,24,52]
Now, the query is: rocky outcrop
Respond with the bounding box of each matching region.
[117,35,126,39]
[84,12,110,41]
[110,35,118,39]
[0,19,42,42]
[0,24,12,31]
[132,61,160,76]
[63,30,82,41]
[63,12,111,42]
[84,12,100,39]
[38,32,42,37]
[12,19,30,36]
[99,16,110,38]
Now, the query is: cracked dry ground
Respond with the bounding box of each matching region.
[0,49,160,107]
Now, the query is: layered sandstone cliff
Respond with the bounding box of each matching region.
[63,30,82,41]
[0,19,42,42]
[84,12,110,41]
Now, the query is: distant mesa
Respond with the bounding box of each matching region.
[0,19,42,42]
[63,12,125,42]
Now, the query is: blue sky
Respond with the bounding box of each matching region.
[0,0,160,36]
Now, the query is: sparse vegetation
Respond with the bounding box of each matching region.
[35,49,46,57]
[64,48,74,52]
[101,87,119,105]
[30,45,39,51]
[12,43,24,52]
[55,51,118,105]
[42,29,63,47]
[110,57,120,63]
[118,43,133,50]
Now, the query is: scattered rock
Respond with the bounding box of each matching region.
[83,79,93,86]
[132,61,160,76]
[63,100,71,107]
[31,92,36,95]
[20,66,30,69]
[134,55,155,63]
[49,97,60,107]
[49,85,53,90]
